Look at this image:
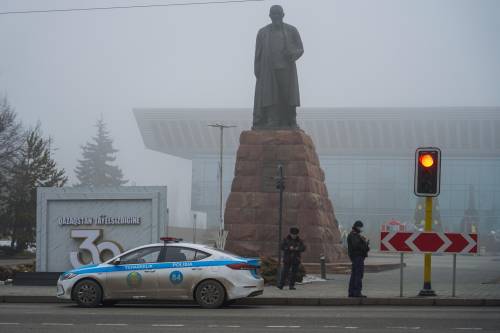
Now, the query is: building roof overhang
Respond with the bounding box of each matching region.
[134,107,500,159]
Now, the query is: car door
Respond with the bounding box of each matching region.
[157,246,211,299]
[104,246,162,299]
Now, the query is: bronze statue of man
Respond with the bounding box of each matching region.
[253,5,304,130]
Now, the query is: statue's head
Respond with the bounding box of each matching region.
[269,5,284,25]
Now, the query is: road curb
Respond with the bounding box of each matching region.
[303,262,404,274]
[0,295,71,303]
[1,295,499,306]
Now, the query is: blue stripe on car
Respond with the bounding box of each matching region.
[68,259,256,275]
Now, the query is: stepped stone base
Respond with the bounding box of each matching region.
[224,130,345,263]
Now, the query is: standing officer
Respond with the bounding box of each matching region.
[347,220,370,297]
[278,227,306,290]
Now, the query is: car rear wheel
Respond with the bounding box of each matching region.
[195,280,226,309]
[72,279,102,308]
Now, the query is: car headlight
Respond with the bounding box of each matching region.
[60,272,78,280]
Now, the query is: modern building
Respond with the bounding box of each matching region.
[134,107,500,238]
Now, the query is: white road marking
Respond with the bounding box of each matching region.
[0,323,20,325]
[225,325,241,328]
[42,323,74,326]
[387,327,420,330]
[96,323,128,326]
[345,327,359,329]
[152,324,185,327]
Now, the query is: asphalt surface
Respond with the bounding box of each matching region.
[0,303,498,332]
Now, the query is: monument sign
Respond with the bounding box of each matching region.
[36,186,167,272]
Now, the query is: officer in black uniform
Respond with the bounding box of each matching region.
[347,220,370,297]
[278,227,306,290]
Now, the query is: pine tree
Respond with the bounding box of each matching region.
[4,128,67,251]
[75,118,127,186]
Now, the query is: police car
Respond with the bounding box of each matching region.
[57,237,263,308]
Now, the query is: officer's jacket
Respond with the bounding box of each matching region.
[347,231,370,259]
[281,235,306,264]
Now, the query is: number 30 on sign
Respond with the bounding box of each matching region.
[69,229,123,268]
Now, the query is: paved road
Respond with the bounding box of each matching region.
[0,303,498,332]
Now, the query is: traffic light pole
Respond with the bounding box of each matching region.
[276,165,285,283]
[419,196,437,296]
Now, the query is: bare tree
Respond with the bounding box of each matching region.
[0,97,24,239]
[0,97,24,179]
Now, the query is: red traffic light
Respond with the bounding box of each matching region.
[419,154,434,168]
[414,147,441,197]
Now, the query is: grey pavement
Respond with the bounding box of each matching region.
[1,253,499,299]
[0,303,498,332]
[267,254,500,299]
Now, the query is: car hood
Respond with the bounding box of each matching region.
[66,264,100,275]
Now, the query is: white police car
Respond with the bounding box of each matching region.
[57,238,263,308]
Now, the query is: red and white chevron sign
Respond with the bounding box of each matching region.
[380,232,478,254]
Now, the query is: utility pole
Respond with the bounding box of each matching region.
[192,213,197,244]
[208,123,236,249]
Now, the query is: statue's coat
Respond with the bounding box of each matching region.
[253,23,304,110]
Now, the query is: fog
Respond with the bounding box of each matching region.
[0,0,499,184]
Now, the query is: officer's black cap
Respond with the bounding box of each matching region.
[353,220,363,228]
[290,227,299,235]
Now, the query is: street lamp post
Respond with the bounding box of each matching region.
[192,213,197,244]
[275,164,285,280]
[208,123,236,249]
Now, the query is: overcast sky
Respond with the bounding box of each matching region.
[0,0,499,185]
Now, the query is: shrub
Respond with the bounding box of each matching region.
[259,256,306,285]
[0,263,35,281]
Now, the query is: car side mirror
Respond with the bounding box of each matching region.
[113,258,121,265]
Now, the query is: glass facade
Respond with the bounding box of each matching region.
[191,155,500,238]
[191,155,235,229]
[324,157,500,235]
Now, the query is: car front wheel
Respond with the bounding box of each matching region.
[195,280,226,309]
[72,279,102,308]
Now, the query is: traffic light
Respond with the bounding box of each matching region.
[414,147,441,197]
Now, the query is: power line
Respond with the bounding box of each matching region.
[0,0,266,16]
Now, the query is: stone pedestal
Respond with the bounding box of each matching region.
[224,130,345,263]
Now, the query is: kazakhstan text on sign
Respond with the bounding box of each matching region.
[57,216,143,226]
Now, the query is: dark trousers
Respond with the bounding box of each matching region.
[348,256,365,297]
[279,261,299,288]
